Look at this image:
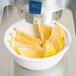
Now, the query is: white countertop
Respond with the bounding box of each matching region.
[0,6,76,76]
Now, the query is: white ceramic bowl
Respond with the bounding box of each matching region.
[4,20,71,70]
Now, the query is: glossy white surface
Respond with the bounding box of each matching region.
[0,6,76,76]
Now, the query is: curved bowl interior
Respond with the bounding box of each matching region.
[4,19,71,61]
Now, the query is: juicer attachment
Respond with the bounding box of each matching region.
[0,0,76,33]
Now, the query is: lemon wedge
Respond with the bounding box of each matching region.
[14,28,42,46]
[17,47,42,58]
[14,36,41,47]
[10,33,42,56]
[49,23,64,41]
[43,41,57,57]
[37,18,50,43]
[50,35,64,52]
[10,40,22,55]
[10,40,42,57]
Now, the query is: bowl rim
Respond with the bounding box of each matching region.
[4,19,71,61]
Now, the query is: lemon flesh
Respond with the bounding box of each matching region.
[50,35,64,52]
[14,28,42,46]
[43,41,57,57]
[49,23,64,41]
[35,17,50,43]
[18,47,42,58]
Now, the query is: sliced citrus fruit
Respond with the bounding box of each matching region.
[10,33,42,55]
[9,18,65,58]
[33,24,40,39]
[10,40,42,56]
[33,18,41,39]
[50,35,64,52]
[37,18,50,43]
[14,36,41,46]
[17,47,42,58]
[14,28,42,46]
[43,41,57,57]
[10,40,22,55]
[49,23,64,41]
